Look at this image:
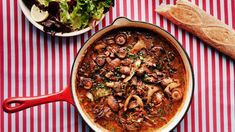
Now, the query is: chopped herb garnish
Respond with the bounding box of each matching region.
[157,108,162,113]
[97,83,105,88]
[115,67,120,71]
[127,54,138,59]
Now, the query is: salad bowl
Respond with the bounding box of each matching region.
[19,0,110,37]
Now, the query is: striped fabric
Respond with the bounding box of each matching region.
[0,0,235,132]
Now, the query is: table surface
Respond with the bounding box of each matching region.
[1,0,235,132]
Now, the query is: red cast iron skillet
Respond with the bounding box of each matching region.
[2,17,194,132]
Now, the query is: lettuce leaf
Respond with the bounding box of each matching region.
[57,0,114,30]
[38,0,55,6]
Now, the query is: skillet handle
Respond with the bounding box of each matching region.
[2,86,74,113]
[112,17,132,26]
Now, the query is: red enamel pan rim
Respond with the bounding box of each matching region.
[70,17,195,132]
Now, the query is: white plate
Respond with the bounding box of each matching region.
[19,0,105,37]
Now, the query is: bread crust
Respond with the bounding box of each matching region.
[156,0,235,60]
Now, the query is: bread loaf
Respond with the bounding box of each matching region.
[156,0,235,60]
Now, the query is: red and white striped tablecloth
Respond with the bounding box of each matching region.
[0,0,235,132]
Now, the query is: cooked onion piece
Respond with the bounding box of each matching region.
[86,92,94,102]
[123,59,141,82]
[124,94,144,111]
[146,85,161,103]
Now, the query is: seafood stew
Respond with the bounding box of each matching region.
[76,28,186,131]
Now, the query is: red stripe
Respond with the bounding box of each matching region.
[182,31,188,132]
[232,0,235,28]
[211,48,217,132]
[123,0,127,17]
[102,18,106,28]
[208,1,216,132]
[21,14,27,132]
[51,36,57,132]
[217,0,221,20]
[59,37,65,132]
[202,0,210,131]
[224,1,232,131]
[109,7,113,24]
[204,42,210,132]
[196,38,202,132]
[116,0,120,17]
[14,1,19,132]
[0,0,4,131]
[44,33,49,132]
[152,0,156,24]
[219,53,225,132]
[223,0,228,25]
[6,0,12,131]
[208,1,217,131]
[66,38,71,132]
[216,0,225,131]
[29,24,34,132]
[224,1,232,130]
[145,0,149,22]
[73,36,78,132]
[13,0,19,131]
[137,0,141,20]
[130,0,134,20]
[226,58,232,132]
[189,34,195,132]
[36,29,41,132]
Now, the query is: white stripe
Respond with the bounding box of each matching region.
[220,0,225,23]
[119,0,123,16]
[207,45,214,132]
[213,1,222,131]
[17,3,23,132]
[227,0,233,27]
[25,17,31,132]
[220,1,228,131]
[62,38,68,132]
[185,32,192,131]
[112,0,116,20]
[126,0,131,18]
[205,1,214,131]
[200,41,206,132]
[215,52,221,132]
[230,60,235,131]
[198,2,206,132]
[47,35,53,132]
[223,56,228,132]
[228,1,235,131]
[78,113,82,131]
[10,0,16,131]
[40,32,45,132]
[3,0,8,131]
[133,0,138,20]
[141,0,145,21]
[54,36,60,132]
[156,0,160,26]
[148,0,153,23]
[193,36,199,132]
[32,26,38,132]
[70,37,74,132]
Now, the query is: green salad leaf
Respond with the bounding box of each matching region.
[58,0,114,30]
[38,0,55,6]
